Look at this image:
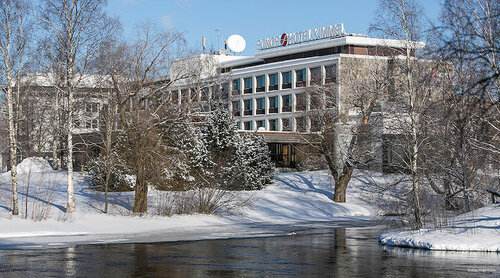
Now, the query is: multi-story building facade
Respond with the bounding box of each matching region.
[2,24,425,172]
[167,24,424,170]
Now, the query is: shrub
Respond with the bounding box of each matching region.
[86,157,135,192]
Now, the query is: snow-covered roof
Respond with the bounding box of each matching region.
[18,73,113,88]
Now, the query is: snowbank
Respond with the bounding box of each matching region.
[15,157,54,174]
[379,205,500,252]
[0,164,383,249]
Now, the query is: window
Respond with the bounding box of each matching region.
[171,91,178,104]
[282,71,292,89]
[256,75,265,92]
[282,118,291,131]
[282,94,292,112]
[325,64,337,83]
[310,67,321,85]
[85,120,91,129]
[244,99,253,116]
[222,83,230,98]
[181,89,189,105]
[269,119,278,131]
[310,117,320,132]
[244,121,253,131]
[244,77,253,94]
[296,69,306,87]
[201,87,209,101]
[232,100,240,116]
[296,117,307,132]
[269,96,278,113]
[326,91,337,108]
[310,91,324,109]
[237,121,241,130]
[296,93,306,111]
[256,97,265,114]
[86,102,99,113]
[256,120,265,129]
[91,119,99,129]
[232,79,241,95]
[269,73,278,91]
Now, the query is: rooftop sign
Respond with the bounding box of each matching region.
[257,24,345,51]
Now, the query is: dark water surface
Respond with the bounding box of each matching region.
[0,224,499,277]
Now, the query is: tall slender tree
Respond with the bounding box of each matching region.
[0,0,31,216]
[38,0,118,213]
[370,0,432,228]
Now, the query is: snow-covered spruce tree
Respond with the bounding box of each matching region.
[233,133,274,190]
[86,154,135,192]
[199,106,274,190]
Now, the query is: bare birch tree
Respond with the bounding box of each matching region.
[38,0,118,213]
[422,0,500,211]
[0,0,31,216]
[370,0,437,228]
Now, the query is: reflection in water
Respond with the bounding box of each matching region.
[0,226,499,277]
[65,247,76,277]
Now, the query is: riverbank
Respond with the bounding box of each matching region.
[379,204,500,252]
[0,158,383,249]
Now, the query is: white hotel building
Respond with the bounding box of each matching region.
[168,24,423,170]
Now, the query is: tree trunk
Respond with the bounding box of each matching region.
[133,155,148,213]
[411,124,423,229]
[7,85,19,216]
[333,166,354,203]
[66,86,75,213]
[51,90,60,170]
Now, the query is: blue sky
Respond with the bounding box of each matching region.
[105,0,443,55]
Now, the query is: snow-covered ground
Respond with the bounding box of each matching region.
[0,158,381,249]
[2,158,499,252]
[379,204,500,252]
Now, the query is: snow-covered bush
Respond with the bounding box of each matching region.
[86,157,135,192]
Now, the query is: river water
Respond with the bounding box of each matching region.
[1,223,499,277]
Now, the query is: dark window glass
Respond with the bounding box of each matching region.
[282,95,292,112]
[282,71,291,89]
[325,65,337,83]
[296,93,306,111]
[310,91,324,109]
[244,99,253,115]
[296,69,306,87]
[310,67,321,85]
[232,100,240,116]
[256,98,265,114]
[310,117,320,132]
[269,73,278,91]
[232,79,241,95]
[256,75,265,92]
[244,77,252,94]
[244,121,253,130]
[282,118,291,131]
[296,117,307,132]
[269,119,278,131]
[256,120,265,129]
[171,91,178,104]
[269,96,278,113]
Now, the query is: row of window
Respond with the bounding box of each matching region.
[232,91,336,117]
[232,64,337,95]
[237,116,321,132]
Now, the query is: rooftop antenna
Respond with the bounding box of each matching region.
[227,34,246,55]
[215,28,221,50]
[202,36,206,54]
